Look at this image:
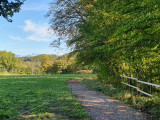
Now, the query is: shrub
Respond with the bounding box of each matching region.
[76,70,92,74]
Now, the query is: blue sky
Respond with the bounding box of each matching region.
[0,0,70,56]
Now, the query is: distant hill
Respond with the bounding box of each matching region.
[18,54,58,62]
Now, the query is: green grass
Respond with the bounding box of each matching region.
[0,74,92,120]
[82,77,160,119]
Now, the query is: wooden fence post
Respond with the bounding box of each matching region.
[149,60,153,95]
[137,76,140,96]
[150,79,152,94]
[129,65,131,91]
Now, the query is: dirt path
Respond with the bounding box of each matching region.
[67,79,154,120]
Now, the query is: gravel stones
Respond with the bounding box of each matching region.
[68,79,154,120]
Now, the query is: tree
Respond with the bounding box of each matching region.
[48,0,160,89]
[41,56,52,72]
[46,0,94,46]
[0,0,25,22]
[0,50,18,72]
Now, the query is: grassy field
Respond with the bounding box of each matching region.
[0,74,92,120]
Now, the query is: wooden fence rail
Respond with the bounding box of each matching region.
[121,75,160,97]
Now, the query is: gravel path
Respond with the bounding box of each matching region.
[67,79,154,120]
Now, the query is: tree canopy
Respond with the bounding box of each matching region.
[0,0,25,22]
[48,0,160,88]
[0,51,18,72]
[46,0,94,46]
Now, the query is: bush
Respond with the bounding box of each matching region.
[76,70,92,74]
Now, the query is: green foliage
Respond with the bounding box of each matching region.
[0,52,90,75]
[47,0,94,46]
[18,54,58,62]
[48,0,160,92]
[45,55,91,74]
[51,60,67,74]
[0,51,18,73]
[0,74,91,120]
[0,0,25,22]
[41,56,52,72]
[18,54,58,75]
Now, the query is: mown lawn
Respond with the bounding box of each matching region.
[0,74,91,120]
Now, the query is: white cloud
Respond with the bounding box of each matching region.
[23,20,36,32]
[58,51,67,56]
[27,36,49,42]
[23,20,51,42]
[9,35,23,41]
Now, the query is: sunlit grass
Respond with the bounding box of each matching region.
[0,74,91,120]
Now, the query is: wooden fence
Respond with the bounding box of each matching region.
[121,75,160,97]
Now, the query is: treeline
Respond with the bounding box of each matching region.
[0,50,92,75]
[48,0,160,92]
[40,55,91,74]
[0,51,18,73]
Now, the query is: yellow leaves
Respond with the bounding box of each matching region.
[81,0,97,8]
[22,113,55,119]
[152,45,159,50]
[122,34,127,39]
[41,56,52,71]
[85,4,93,8]
[106,38,116,43]
[121,62,129,70]
[103,12,110,17]
[124,93,132,99]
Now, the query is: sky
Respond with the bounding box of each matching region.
[0,0,70,56]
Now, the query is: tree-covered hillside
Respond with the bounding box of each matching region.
[18,54,58,62]
[0,51,92,75]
